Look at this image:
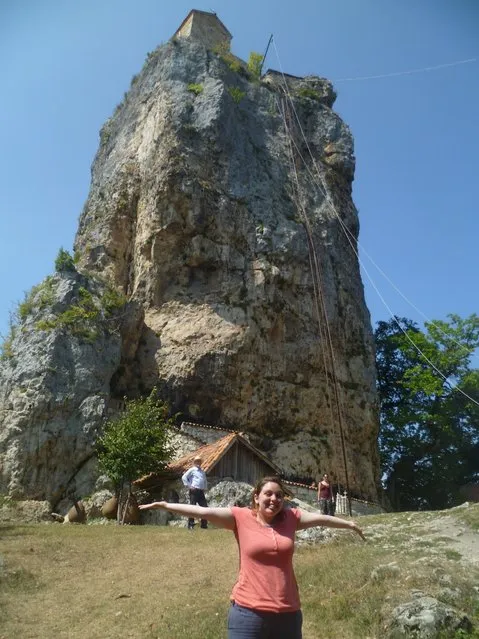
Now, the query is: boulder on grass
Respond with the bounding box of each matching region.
[385,593,473,638]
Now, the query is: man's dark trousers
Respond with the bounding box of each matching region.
[188,488,208,528]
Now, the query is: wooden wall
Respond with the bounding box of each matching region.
[211,442,275,485]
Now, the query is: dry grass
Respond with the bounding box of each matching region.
[0,524,235,639]
[1,508,478,639]
[451,503,479,531]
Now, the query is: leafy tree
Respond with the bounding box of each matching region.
[375,314,479,511]
[55,247,76,273]
[97,389,175,522]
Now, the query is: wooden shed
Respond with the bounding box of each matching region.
[135,432,281,491]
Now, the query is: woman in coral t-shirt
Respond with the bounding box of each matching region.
[140,476,365,639]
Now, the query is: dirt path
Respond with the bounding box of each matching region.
[421,514,479,565]
[361,504,479,568]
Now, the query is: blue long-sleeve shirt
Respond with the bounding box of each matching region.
[182,465,207,490]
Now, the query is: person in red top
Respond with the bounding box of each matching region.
[139,475,365,639]
[317,473,335,516]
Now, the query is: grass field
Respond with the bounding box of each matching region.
[1,506,478,638]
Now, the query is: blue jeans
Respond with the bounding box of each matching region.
[227,602,302,639]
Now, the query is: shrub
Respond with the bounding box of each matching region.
[101,288,127,316]
[18,290,38,321]
[228,58,242,73]
[100,121,112,144]
[34,319,57,331]
[187,83,204,96]
[1,277,58,359]
[16,277,55,321]
[213,41,243,74]
[228,87,245,104]
[247,52,263,81]
[297,87,321,101]
[212,40,230,56]
[34,280,127,342]
[35,284,99,339]
[0,329,15,360]
[54,248,75,273]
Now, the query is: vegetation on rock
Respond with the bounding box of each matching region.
[247,52,263,81]
[0,246,128,358]
[35,283,126,342]
[297,86,322,101]
[0,277,56,359]
[227,86,245,103]
[212,40,243,73]
[0,329,14,359]
[187,82,204,95]
[54,247,76,273]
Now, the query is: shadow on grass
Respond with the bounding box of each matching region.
[0,524,34,537]
[0,566,40,594]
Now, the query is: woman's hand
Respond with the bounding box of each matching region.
[349,521,366,541]
[139,501,167,511]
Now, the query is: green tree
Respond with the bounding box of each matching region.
[97,390,174,523]
[55,247,76,273]
[375,314,479,511]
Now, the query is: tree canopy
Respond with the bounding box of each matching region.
[97,389,174,490]
[375,314,479,511]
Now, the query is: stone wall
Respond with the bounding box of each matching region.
[174,11,231,50]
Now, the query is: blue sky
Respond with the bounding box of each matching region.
[1,0,477,343]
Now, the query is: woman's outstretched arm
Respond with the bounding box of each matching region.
[139,501,236,530]
[297,510,365,540]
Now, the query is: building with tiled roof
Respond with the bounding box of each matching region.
[134,424,384,516]
[135,432,280,492]
[178,421,239,444]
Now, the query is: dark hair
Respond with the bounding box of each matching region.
[251,476,285,510]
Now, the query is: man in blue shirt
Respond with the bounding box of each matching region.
[181,456,208,529]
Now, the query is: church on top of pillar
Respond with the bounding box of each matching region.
[172,9,232,51]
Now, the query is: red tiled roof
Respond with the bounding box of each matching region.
[168,432,238,474]
[135,432,281,488]
[169,432,280,475]
[180,421,238,434]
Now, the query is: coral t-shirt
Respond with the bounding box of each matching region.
[230,506,302,612]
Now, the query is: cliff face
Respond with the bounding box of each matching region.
[0,36,380,504]
[0,273,144,504]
